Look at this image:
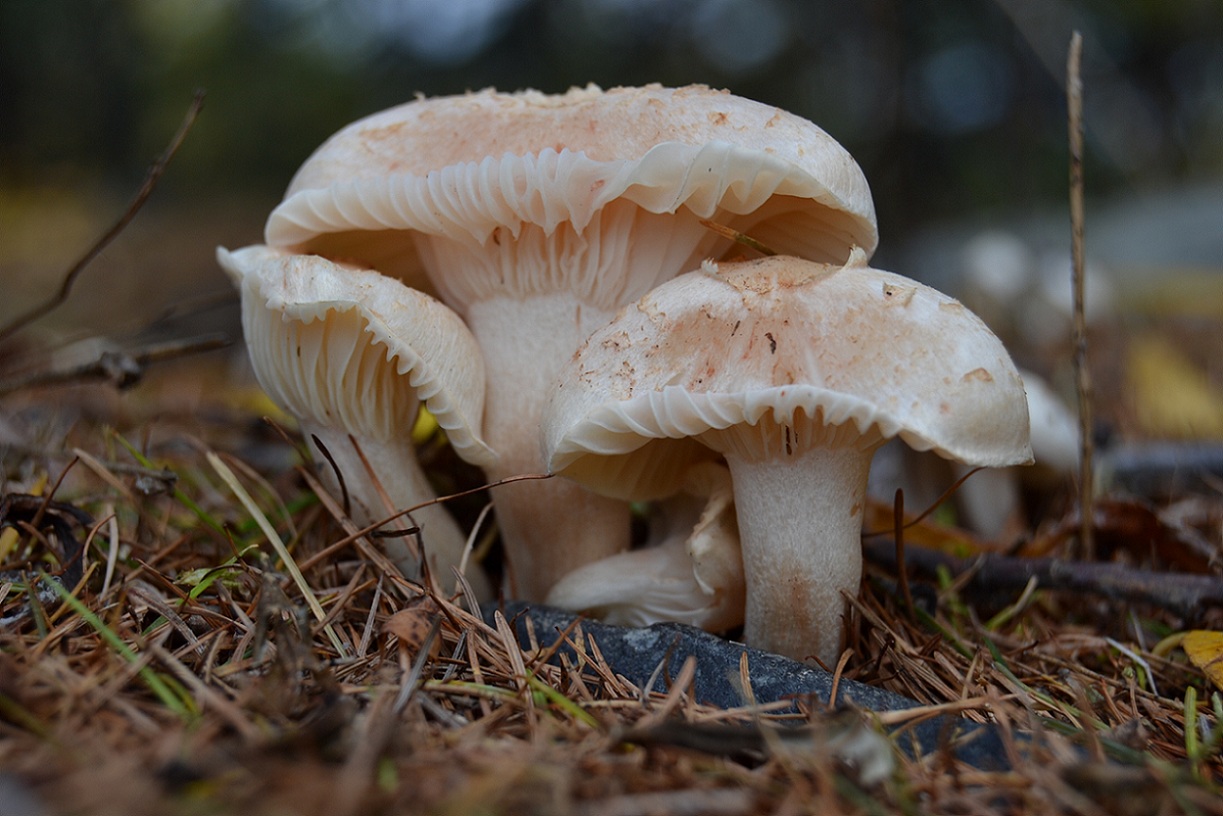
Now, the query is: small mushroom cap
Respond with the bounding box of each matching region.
[544,461,744,631]
[265,84,877,293]
[217,244,494,468]
[544,252,1032,500]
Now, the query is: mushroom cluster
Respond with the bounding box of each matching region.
[222,84,1030,664]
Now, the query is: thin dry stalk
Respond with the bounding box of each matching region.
[1068,31,1096,559]
[0,91,205,346]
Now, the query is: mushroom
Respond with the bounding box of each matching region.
[260,84,878,600]
[951,368,1080,538]
[1022,369,1080,475]
[218,245,494,599]
[871,367,1080,540]
[545,461,744,631]
[543,252,1031,664]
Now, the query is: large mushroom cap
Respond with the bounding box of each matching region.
[265,84,877,299]
[545,251,1033,499]
[281,84,874,196]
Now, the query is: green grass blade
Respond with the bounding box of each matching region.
[525,670,600,729]
[206,451,347,658]
[110,431,226,535]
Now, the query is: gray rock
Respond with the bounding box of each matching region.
[487,601,1015,770]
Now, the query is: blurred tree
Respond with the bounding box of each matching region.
[0,0,1218,237]
[0,0,145,184]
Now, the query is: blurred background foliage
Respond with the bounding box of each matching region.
[0,0,1220,338]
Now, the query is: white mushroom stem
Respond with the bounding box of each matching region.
[720,444,873,665]
[301,421,490,599]
[466,292,632,600]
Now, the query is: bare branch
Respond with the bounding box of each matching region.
[865,538,1222,618]
[0,90,206,346]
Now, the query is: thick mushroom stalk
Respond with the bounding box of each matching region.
[429,207,723,596]
[544,253,1031,664]
[264,85,879,600]
[218,246,495,598]
[704,433,872,661]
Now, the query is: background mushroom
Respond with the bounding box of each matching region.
[869,367,1081,541]
[543,252,1031,664]
[260,84,879,600]
[951,368,1080,538]
[218,245,495,599]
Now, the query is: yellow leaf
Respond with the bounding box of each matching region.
[1183,630,1223,691]
[1128,335,1223,440]
[229,387,294,423]
[411,406,440,445]
[0,472,47,561]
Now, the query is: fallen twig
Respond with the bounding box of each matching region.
[0,333,230,396]
[0,90,205,346]
[894,488,916,619]
[864,538,1223,618]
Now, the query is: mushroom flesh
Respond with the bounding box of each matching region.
[545,461,744,631]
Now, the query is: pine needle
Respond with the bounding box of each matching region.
[45,574,196,720]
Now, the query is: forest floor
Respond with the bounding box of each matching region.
[1,277,1222,815]
[2,130,1223,813]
